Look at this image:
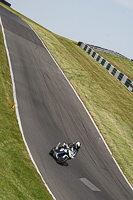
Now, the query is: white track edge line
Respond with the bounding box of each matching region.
[30,24,133,191]
[0,16,56,200]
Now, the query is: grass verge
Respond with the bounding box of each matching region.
[0,3,133,198]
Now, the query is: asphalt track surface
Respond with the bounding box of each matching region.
[0,6,133,200]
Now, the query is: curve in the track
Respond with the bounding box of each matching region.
[0,5,132,200]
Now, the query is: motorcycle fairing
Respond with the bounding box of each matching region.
[56,148,68,159]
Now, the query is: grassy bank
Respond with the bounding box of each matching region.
[0,4,133,200]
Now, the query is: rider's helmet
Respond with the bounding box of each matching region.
[75,142,81,150]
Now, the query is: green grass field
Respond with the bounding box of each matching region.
[0,3,133,199]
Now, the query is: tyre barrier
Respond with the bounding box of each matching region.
[78,42,133,93]
[0,0,11,7]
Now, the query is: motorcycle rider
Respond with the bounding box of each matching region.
[55,142,81,159]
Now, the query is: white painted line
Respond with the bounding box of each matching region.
[80,178,101,192]
[0,16,56,200]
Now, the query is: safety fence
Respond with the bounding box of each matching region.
[87,44,130,61]
[78,42,133,93]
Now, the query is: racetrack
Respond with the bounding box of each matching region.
[0,5,132,200]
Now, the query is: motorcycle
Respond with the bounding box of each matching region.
[49,142,78,165]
